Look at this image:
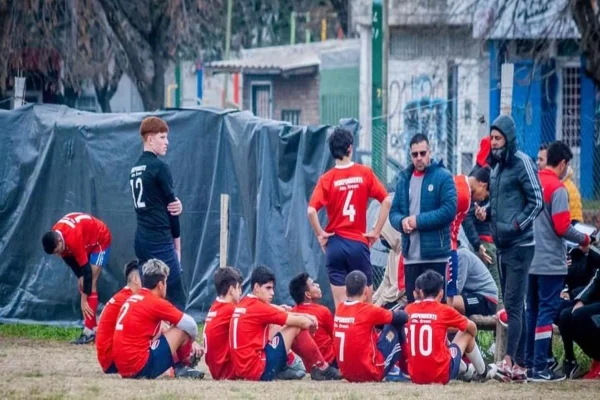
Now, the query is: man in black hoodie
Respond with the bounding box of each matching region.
[476,114,543,382]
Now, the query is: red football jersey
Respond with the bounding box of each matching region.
[204,298,236,380]
[405,299,469,384]
[52,212,112,266]
[333,301,393,382]
[229,295,289,380]
[291,302,335,367]
[112,288,184,377]
[309,163,387,245]
[450,175,472,250]
[95,287,133,372]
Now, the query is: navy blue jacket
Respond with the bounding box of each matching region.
[389,160,457,260]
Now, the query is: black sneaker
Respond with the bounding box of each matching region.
[562,360,582,379]
[310,365,342,381]
[531,369,566,382]
[71,331,95,345]
[174,364,205,379]
[547,357,560,372]
[277,366,305,380]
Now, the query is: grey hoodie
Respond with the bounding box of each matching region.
[488,115,543,249]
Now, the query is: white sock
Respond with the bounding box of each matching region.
[83,327,95,335]
[467,344,486,375]
[459,360,468,374]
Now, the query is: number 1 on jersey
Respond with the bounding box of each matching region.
[343,190,356,222]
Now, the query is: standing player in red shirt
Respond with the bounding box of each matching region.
[289,273,336,370]
[333,270,409,382]
[203,266,243,380]
[447,167,491,306]
[308,128,392,307]
[229,265,341,381]
[405,270,495,384]
[112,259,204,379]
[95,260,141,374]
[42,212,112,344]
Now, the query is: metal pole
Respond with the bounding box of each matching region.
[291,12,296,45]
[381,0,389,179]
[223,0,233,107]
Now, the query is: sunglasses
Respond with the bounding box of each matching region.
[411,150,428,158]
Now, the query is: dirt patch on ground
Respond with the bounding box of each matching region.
[1,336,599,399]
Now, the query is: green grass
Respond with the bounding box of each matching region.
[0,323,81,342]
[0,322,205,342]
[582,200,600,211]
[476,330,592,370]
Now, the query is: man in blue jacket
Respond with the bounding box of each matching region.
[476,114,543,382]
[389,134,457,303]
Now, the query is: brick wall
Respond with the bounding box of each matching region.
[273,74,320,125]
[242,73,320,125]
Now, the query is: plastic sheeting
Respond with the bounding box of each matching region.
[0,104,359,324]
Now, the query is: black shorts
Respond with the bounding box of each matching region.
[326,235,372,286]
[461,293,496,317]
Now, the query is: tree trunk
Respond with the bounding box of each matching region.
[136,54,165,111]
[94,84,113,113]
[571,0,600,85]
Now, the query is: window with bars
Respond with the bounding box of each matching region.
[561,67,581,147]
[281,109,301,125]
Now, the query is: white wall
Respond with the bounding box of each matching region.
[385,58,486,172]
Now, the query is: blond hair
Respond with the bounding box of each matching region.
[142,259,170,278]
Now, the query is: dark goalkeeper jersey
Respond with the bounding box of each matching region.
[130,151,180,242]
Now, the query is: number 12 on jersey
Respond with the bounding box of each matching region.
[130,178,146,209]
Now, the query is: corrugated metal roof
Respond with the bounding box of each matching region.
[206,39,359,75]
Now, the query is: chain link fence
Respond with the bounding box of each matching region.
[367,84,600,291]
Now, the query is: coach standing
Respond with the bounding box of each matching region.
[477,115,543,382]
[130,117,186,310]
[389,134,457,303]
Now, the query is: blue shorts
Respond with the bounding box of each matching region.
[448,343,462,381]
[134,236,181,283]
[377,324,402,378]
[89,247,110,267]
[133,335,174,379]
[326,235,372,286]
[103,362,118,374]
[447,250,458,297]
[260,333,288,381]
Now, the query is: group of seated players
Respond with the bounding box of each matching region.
[96,258,496,384]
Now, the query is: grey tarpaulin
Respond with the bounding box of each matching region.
[0,104,359,325]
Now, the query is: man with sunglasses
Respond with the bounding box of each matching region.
[389,133,457,304]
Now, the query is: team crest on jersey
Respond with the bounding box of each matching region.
[428,184,434,192]
[450,346,458,358]
[270,335,280,349]
[151,339,160,350]
[386,330,396,343]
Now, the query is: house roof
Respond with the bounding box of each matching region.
[205,39,359,76]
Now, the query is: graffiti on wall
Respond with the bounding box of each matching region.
[386,60,483,173]
[387,70,448,167]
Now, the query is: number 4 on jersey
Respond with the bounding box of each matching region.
[343,190,356,222]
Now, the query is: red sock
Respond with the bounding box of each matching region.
[286,351,295,366]
[291,330,327,370]
[176,339,193,366]
[84,292,98,330]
